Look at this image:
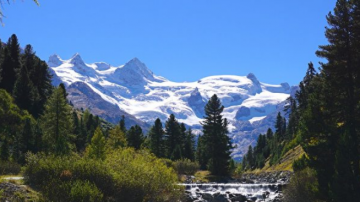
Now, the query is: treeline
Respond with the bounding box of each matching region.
[0,34,235,181]
[243,1,360,201]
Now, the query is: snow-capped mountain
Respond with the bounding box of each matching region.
[48,53,296,159]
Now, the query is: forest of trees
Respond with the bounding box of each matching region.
[0,34,234,200]
[243,0,360,201]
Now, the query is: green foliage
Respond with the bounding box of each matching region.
[148,118,165,157]
[69,180,103,202]
[106,125,127,150]
[41,86,74,155]
[106,148,182,202]
[165,114,182,160]
[24,149,181,202]
[292,154,309,172]
[234,163,243,178]
[172,159,199,175]
[200,94,233,175]
[283,168,319,202]
[0,89,37,162]
[0,160,21,175]
[86,127,106,160]
[281,132,302,157]
[126,125,144,150]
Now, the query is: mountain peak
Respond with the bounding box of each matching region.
[247,73,260,86]
[48,54,63,67]
[122,57,154,79]
[69,53,85,66]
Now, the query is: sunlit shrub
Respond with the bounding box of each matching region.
[172,158,199,175]
[24,150,182,202]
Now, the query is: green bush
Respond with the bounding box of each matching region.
[0,160,21,175]
[283,168,319,202]
[106,148,182,202]
[24,150,182,202]
[70,180,103,202]
[172,159,199,175]
[292,154,309,172]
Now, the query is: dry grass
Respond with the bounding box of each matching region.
[248,145,305,174]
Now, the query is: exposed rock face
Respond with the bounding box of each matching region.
[0,183,27,201]
[188,87,206,117]
[67,82,149,131]
[235,106,251,120]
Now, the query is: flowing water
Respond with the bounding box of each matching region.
[180,182,284,202]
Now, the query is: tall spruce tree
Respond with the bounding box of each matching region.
[87,127,106,160]
[126,125,144,150]
[183,128,196,161]
[13,45,35,112]
[201,94,233,175]
[0,35,21,93]
[106,125,127,150]
[119,115,127,133]
[41,86,73,155]
[148,118,165,157]
[300,0,360,200]
[165,114,181,160]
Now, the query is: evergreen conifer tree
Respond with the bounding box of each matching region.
[148,118,165,157]
[165,114,181,159]
[299,0,360,199]
[13,45,35,112]
[41,86,73,155]
[119,115,127,133]
[87,127,106,160]
[126,125,144,150]
[201,94,233,175]
[183,128,196,161]
[106,125,127,150]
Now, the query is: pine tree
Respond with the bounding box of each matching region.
[126,125,144,150]
[275,112,284,138]
[201,94,233,175]
[148,118,165,157]
[196,135,208,170]
[0,47,16,93]
[13,45,35,112]
[41,86,73,155]
[183,128,196,161]
[165,114,181,159]
[29,57,52,118]
[59,83,68,100]
[245,145,253,170]
[300,0,360,199]
[87,127,106,160]
[119,115,127,133]
[106,125,127,150]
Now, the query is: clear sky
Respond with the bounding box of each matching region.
[1,0,336,86]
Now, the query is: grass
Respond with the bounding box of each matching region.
[247,145,305,174]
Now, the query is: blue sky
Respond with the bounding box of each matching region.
[1,0,336,86]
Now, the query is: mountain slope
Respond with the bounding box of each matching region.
[48,54,294,159]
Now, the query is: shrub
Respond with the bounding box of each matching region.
[292,154,309,172]
[24,150,182,202]
[106,148,182,202]
[172,159,199,175]
[0,160,21,175]
[69,180,103,202]
[283,167,319,202]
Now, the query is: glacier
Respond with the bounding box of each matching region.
[48,53,297,159]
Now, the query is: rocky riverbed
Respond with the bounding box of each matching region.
[181,171,292,202]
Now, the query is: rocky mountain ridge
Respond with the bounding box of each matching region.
[48,53,297,159]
